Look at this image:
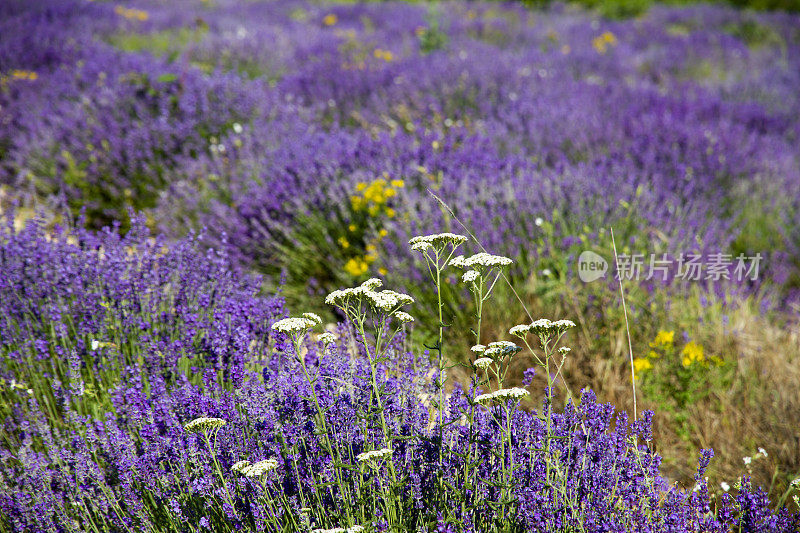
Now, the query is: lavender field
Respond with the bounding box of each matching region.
[1,0,800,531]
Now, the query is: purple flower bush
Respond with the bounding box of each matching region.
[0,220,797,531]
[3,0,800,303]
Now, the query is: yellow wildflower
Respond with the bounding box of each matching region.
[633,357,652,373]
[681,341,704,367]
[11,70,38,81]
[323,14,337,26]
[592,32,617,54]
[356,182,367,191]
[378,229,388,238]
[338,236,350,249]
[344,257,368,277]
[650,330,675,348]
[348,224,357,232]
[385,208,396,218]
[390,179,404,188]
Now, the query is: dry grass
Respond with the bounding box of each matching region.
[444,278,800,507]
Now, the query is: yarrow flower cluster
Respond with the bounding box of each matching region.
[356,448,393,463]
[462,270,480,283]
[272,316,318,334]
[393,311,414,323]
[311,526,364,533]
[183,417,226,434]
[474,387,530,405]
[408,233,467,251]
[473,357,493,370]
[527,318,577,338]
[325,278,413,314]
[449,252,513,271]
[483,341,521,358]
[318,332,337,346]
[232,458,279,477]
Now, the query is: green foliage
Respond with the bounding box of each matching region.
[636,331,735,441]
[107,26,208,61]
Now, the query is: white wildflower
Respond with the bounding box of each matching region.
[232,122,243,134]
[243,458,278,477]
[272,317,315,334]
[790,478,800,489]
[410,241,432,252]
[473,357,493,370]
[393,311,414,323]
[475,387,529,404]
[312,528,345,533]
[408,233,467,249]
[184,417,226,434]
[528,318,576,337]
[509,324,530,337]
[720,481,730,492]
[302,313,323,325]
[484,341,521,358]
[90,340,100,351]
[535,217,544,227]
[318,332,336,346]
[541,269,552,277]
[356,448,393,463]
[757,447,768,458]
[231,460,251,474]
[470,344,486,354]
[462,270,480,283]
[558,347,571,355]
[361,278,383,290]
[493,387,529,401]
[743,456,752,466]
[449,255,467,268]
[448,252,512,271]
[474,392,495,405]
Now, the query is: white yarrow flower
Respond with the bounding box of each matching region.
[184,417,226,434]
[90,340,100,351]
[302,312,323,325]
[462,270,480,283]
[318,332,336,346]
[720,481,730,492]
[449,252,512,271]
[356,448,393,463]
[393,311,414,323]
[757,447,768,458]
[409,233,467,249]
[244,458,278,477]
[743,456,752,466]
[272,317,315,334]
[231,460,251,474]
[509,324,530,337]
[473,357,493,370]
[470,344,486,354]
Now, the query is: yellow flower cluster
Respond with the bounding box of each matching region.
[323,13,338,26]
[114,5,149,21]
[681,341,704,368]
[592,31,618,54]
[373,48,394,62]
[11,70,38,81]
[351,175,403,218]
[632,357,652,374]
[1,70,38,88]
[343,244,379,277]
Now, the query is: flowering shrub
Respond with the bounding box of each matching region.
[0,221,797,531]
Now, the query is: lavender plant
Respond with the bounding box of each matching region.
[0,220,798,531]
